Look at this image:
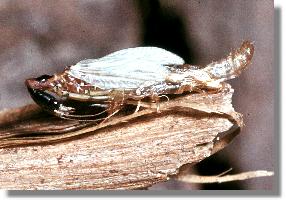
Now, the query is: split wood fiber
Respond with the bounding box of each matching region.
[0,84,242,190]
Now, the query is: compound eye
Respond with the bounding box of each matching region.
[35,75,52,82]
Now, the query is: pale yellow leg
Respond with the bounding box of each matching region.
[134,100,141,113]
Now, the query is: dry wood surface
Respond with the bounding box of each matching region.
[0,83,242,190]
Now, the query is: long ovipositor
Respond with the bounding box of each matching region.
[26,41,254,121]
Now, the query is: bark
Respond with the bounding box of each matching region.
[0,83,242,190]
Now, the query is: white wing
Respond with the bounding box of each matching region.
[68,47,184,89]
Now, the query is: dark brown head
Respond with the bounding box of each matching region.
[25,75,54,91]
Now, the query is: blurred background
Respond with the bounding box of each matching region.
[0,0,274,190]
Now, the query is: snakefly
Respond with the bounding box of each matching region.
[26,41,254,121]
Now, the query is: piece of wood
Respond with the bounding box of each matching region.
[177,170,274,184]
[0,84,242,190]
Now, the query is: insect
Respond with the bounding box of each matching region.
[26,41,254,121]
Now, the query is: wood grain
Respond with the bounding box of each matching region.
[0,83,242,190]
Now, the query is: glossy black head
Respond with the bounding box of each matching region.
[26,75,110,120]
[27,87,61,113]
[26,74,61,113]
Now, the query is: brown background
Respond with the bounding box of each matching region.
[0,0,274,190]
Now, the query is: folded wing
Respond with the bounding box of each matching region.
[68,47,185,89]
